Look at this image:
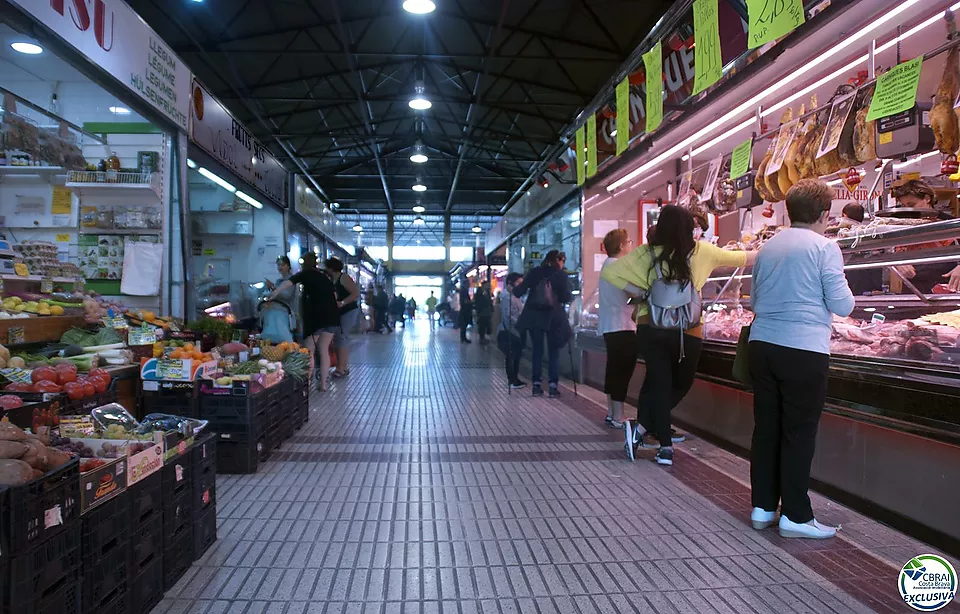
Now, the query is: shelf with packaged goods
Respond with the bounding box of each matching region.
[65,170,162,200]
[0,274,80,284]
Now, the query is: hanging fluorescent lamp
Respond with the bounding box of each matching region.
[352,222,363,232]
[186,159,197,169]
[472,220,482,233]
[412,180,427,192]
[413,216,425,226]
[412,205,426,213]
[410,141,428,164]
[402,0,436,14]
[198,167,236,193]
[235,191,263,209]
[409,81,432,110]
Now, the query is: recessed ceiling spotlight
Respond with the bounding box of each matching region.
[109,106,131,115]
[352,223,363,232]
[11,42,42,55]
[402,0,436,14]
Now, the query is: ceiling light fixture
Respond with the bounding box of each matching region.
[412,205,426,213]
[539,176,550,189]
[413,216,425,226]
[235,191,263,209]
[412,181,427,192]
[410,140,428,164]
[186,159,197,169]
[409,80,432,110]
[353,222,363,232]
[402,0,436,14]
[109,106,131,115]
[606,0,929,193]
[472,219,482,233]
[198,167,236,193]
[10,42,42,55]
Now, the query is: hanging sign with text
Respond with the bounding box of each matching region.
[643,40,664,132]
[693,0,723,95]
[730,138,753,180]
[746,0,806,49]
[866,57,924,122]
[7,0,190,130]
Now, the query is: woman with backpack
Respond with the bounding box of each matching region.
[601,206,756,466]
[513,250,572,397]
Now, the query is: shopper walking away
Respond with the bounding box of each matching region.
[449,291,460,328]
[474,282,493,345]
[499,273,526,388]
[513,250,572,398]
[261,256,296,343]
[425,291,438,327]
[601,206,756,466]
[458,285,473,343]
[406,297,417,320]
[364,286,377,333]
[598,229,636,428]
[373,286,391,333]
[324,258,360,378]
[748,180,854,539]
[390,294,406,328]
[268,252,339,391]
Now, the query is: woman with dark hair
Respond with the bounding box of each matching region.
[513,250,572,397]
[324,257,361,377]
[602,206,756,465]
[749,179,854,539]
[261,255,297,343]
[269,252,340,391]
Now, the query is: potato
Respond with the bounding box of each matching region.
[0,459,34,485]
[20,440,48,470]
[43,448,73,472]
[0,440,27,459]
[0,418,28,442]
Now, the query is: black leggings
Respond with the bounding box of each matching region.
[749,341,829,524]
[603,330,637,402]
[635,325,702,447]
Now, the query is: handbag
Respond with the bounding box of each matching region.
[732,324,752,387]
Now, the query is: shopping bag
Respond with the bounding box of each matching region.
[732,325,752,387]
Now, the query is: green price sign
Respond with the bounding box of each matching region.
[643,41,664,132]
[730,138,753,180]
[746,0,805,49]
[693,0,723,95]
[866,57,924,122]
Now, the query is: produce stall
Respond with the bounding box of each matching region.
[574,0,960,553]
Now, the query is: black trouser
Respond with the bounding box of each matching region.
[635,325,703,447]
[458,309,471,340]
[603,330,638,402]
[504,331,524,383]
[374,309,387,332]
[749,341,829,524]
[477,315,491,340]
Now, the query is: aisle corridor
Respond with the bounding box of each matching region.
[155,322,948,614]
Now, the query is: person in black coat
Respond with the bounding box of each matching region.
[458,284,473,343]
[513,250,572,397]
[474,282,494,344]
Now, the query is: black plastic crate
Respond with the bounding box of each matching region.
[62,390,119,416]
[0,457,80,557]
[81,489,129,564]
[140,380,198,418]
[128,470,162,534]
[162,454,193,501]
[88,585,126,614]
[128,551,164,613]
[193,503,217,561]
[198,386,269,427]
[193,431,217,473]
[81,534,128,614]
[129,513,162,576]
[216,438,260,474]
[2,523,81,611]
[163,524,194,591]
[162,490,192,542]
[193,465,216,517]
[6,578,81,614]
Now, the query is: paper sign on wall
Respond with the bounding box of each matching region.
[616,77,630,155]
[866,57,924,122]
[643,41,664,132]
[594,253,607,272]
[746,0,805,49]
[593,220,620,238]
[693,0,723,95]
[51,187,72,215]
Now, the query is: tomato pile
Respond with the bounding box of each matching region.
[3,365,112,400]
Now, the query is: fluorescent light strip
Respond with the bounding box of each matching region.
[236,191,263,209]
[844,254,960,270]
[893,151,939,169]
[198,167,236,193]
[608,0,927,192]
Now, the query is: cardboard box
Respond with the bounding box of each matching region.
[79,457,126,513]
[140,357,217,381]
[127,441,164,485]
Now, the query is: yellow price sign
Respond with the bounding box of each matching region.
[56,233,70,243]
[13,263,29,277]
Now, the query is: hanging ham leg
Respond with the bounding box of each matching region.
[932,11,959,154]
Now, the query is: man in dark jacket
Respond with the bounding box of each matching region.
[458,284,473,343]
[513,250,572,397]
[373,286,390,333]
[474,282,494,345]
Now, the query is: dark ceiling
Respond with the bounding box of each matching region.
[127,0,670,215]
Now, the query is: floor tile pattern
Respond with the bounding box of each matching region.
[153,323,955,614]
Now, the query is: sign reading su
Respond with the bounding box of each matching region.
[50,0,115,52]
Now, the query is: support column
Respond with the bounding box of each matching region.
[443,212,452,268]
[387,212,395,269]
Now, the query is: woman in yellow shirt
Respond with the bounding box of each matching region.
[601,205,756,466]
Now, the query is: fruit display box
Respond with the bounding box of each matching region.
[139,358,217,382]
[78,456,126,514]
[57,437,162,486]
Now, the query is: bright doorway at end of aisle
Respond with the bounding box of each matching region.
[394,275,443,319]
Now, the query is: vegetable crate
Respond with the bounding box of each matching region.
[80,487,129,565]
[139,380,198,419]
[0,457,80,557]
[80,526,128,614]
[129,552,163,613]
[161,456,193,542]
[1,523,81,613]
[63,390,119,416]
[0,391,63,434]
[193,503,217,561]
[127,468,161,535]
[215,437,262,474]
[198,381,270,428]
[192,433,216,518]
[162,522,194,591]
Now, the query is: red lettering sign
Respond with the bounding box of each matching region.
[49,0,114,52]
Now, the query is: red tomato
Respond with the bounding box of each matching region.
[57,370,78,385]
[55,363,78,375]
[64,382,85,401]
[33,380,62,394]
[0,395,23,409]
[88,375,108,394]
[5,382,32,392]
[82,381,95,397]
[88,369,111,387]
[30,366,57,384]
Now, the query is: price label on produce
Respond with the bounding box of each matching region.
[128,328,157,346]
[102,316,128,330]
[157,359,184,380]
[7,326,24,345]
[0,368,31,383]
[40,279,53,294]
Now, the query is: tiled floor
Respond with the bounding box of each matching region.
[155,321,958,614]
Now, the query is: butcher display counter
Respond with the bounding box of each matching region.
[577,218,960,554]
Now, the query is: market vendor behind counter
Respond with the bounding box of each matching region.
[889,179,960,294]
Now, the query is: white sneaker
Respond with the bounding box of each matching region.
[750,507,777,530]
[608,419,623,429]
[623,421,635,462]
[778,515,837,539]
